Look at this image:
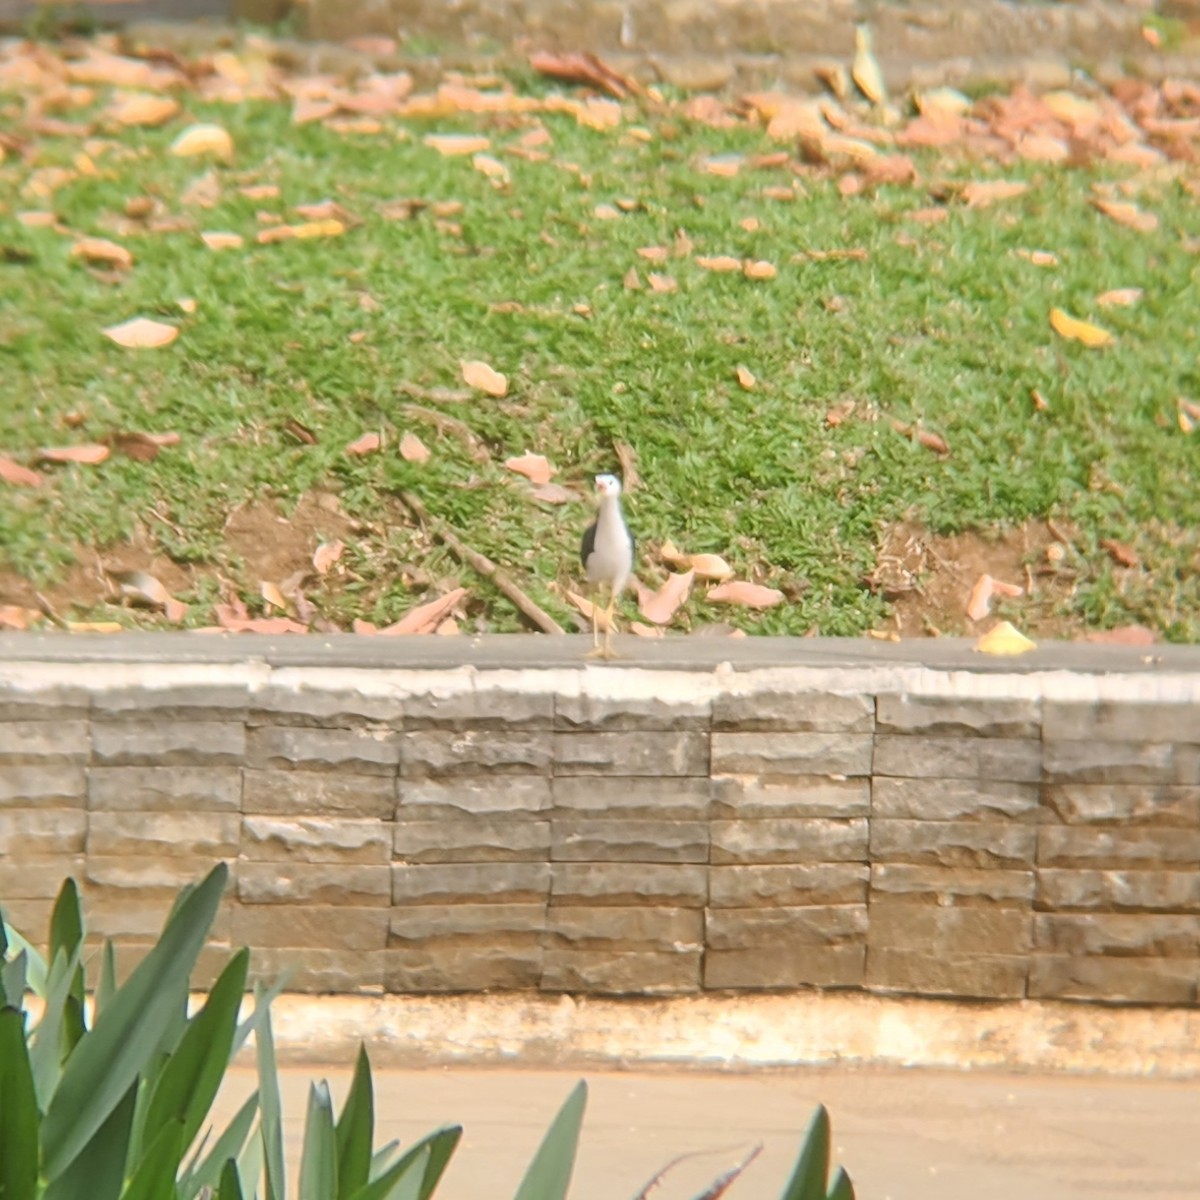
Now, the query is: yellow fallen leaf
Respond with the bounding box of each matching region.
[381,588,469,634]
[256,219,345,245]
[962,180,1028,208]
[462,359,507,397]
[647,273,677,293]
[706,580,785,609]
[660,540,689,568]
[696,255,741,273]
[102,317,179,349]
[435,617,460,636]
[566,590,613,632]
[743,260,776,280]
[1091,198,1158,233]
[400,431,431,463]
[67,621,124,634]
[169,123,234,160]
[70,237,133,269]
[201,231,244,250]
[702,155,742,177]
[108,92,179,127]
[637,246,669,262]
[505,452,554,485]
[639,570,694,625]
[424,133,490,156]
[312,540,345,574]
[261,581,289,612]
[473,152,509,183]
[916,87,970,118]
[689,553,734,581]
[852,23,887,105]
[1096,287,1142,307]
[1049,307,1114,348]
[975,620,1037,656]
[629,621,665,638]
[593,204,622,220]
[735,365,756,390]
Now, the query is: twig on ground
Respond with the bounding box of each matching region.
[398,491,565,635]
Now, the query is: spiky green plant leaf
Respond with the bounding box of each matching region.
[335,1045,374,1199]
[826,1165,854,1200]
[1,922,46,1000]
[43,1079,138,1200]
[0,1006,39,1200]
[781,1107,831,1200]
[512,1081,587,1200]
[300,1082,338,1200]
[255,988,287,1200]
[180,1089,259,1200]
[29,946,82,1109]
[1,948,28,1010]
[217,1158,245,1200]
[95,940,117,1017]
[48,879,86,1061]
[349,1126,462,1200]
[119,1118,185,1200]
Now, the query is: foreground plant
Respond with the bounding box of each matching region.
[0,865,853,1199]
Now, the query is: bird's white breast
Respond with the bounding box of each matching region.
[586,500,634,590]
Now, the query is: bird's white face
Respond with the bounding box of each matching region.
[595,474,622,497]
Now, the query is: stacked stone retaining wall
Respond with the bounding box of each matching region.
[1,633,1198,1007]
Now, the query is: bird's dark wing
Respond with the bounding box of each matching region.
[580,519,597,569]
[626,527,636,561]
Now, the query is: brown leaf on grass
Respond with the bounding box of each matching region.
[689,553,734,581]
[71,237,133,269]
[260,581,289,612]
[0,457,44,487]
[852,24,887,105]
[975,620,1036,656]
[1016,248,1059,267]
[1016,134,1069,163]
[107,569,187,622]
[0,605,41,631]
[181,171,221,209]
[1050,307,1113,348]
[505,452,554,485]
[311,540,345,575]
[1178,398,1200,434]
[961,180,1028,208]
[659,540,689,569]
[292,97,337,125]
[1097,287,1143,307]
[294,200,355,223]
[473,153,510,184]
[629,620,665,638]
[256,219,345,245]
[400,431,431,463]
[1091,198,1158,233]
[623,267,642,290]
[67,621,124,634]
[1031,388,1049,412]
[1100,538,1139,568]
[424,133,490,156]
[706,580,785,609]
[907,206,948,224]
[966,573,1024,621]
[102,317,179,349]
[111,430,179,461]
[108,93,180,127]
[889,418,949,455]
[38,444,110,465]
[637,246,669,262]
[531,482,574,504]
[696,255,742,273]
[614,439,641,492]
[169,123,234,160]
[648,273,677,293]
[462,359,507,397]
[735,365,757,390]
[201,231,244,250]
[220,615,309,634]
[352,618,377,634]
[528,50,637,99]
[435,617,460,635]
[1081,624,1156,646]
[639,570,694,626]
[566,590,613,632]
[380,587,468,635]
[743,260,777,280]
[284,418,318,445]
[345,432,381,455]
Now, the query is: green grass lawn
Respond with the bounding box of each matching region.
[3,47,1199,638]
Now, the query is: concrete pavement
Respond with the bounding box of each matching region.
[212,1064,1200,1200]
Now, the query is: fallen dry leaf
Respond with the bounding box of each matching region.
[424,133,490,156]
[400,431,431,463]
[71,237,133,269]
[201,231,244,250]
[260,581,289,612]
[629,621,665,638]
[706,580,785,609]
[1096,287,1143,307]
[473,153,510,184]
[966,573,1024,622]
[0,605,41,631]
[689,553,734,581]
[107,569,185,622]
[67,621,124,634]
[108,93,180,127]
[1100,538,1139,568]
[975,620,1037,656]
[1081,625,1156,646]
[735,365,757,390]
[380,587,468,634]
[169,123,234,160]
[352,619,377,634]
[659,541,688,569]
[530,482,574,504]
[1031,388,1049,412]
[345,432,381,456]
[566,590,613,632]
[1016,248,1059,267]
[528,50,637,99]
[102,317,179,349]
[462,359,508,397]
[1050,307,1113,348]
[216,614,309,634]
[1091,198,1158,233]
[256,219,345,245]
[312,540,345,574]
[962,180,1028,208]
[695,255,741,273]
[743,260,777,280]
[851,24,887,105]
[639,570,694,625]
[614,439,641,492]
[38,444,110,465]
[505,452,554,486]
[622,268,642,290]
[637,246,669,263]
[435,618,460,635]
[647,273,677,293]
[0,457,44,487]
[111,430,179,461]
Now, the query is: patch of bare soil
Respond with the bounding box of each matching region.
[867,518,1082,639]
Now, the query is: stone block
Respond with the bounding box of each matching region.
[1036,869,1200,913]
[0,683,88,722]
[400,731,551,778]
[552,776,711,819]
[0,898,55,938]
[0,720,89,764]
[241,816,389,864]
[389,902,546,942]
[85,856,229,892]
[80,890,233,941]
[0,856,84,898]
[384,944,541,992]
[250,947,385,993]
[93,684,248,721]
[876,695,1039,739]
[1029,955,1196,1004]
[1041,783,1200,827]
[0,765,86,808]
[402,688,552,730]
[866,949,1027,999]
[394,818,551,863]
[232,904,388,950]
[247,725,398,775]
[710,818,867,865]
[713,691,873,733]
[553,731,708,777]
[89,765,242,812]
[1037,826,1200,870]
[238,862,390,906]
[871,777,1039,823]
[541,949,701,994]
[711,732,872,777]
[248,684,403,728]
[870,864,1034,907]
[873,735,1041,782]
[870,820,1036,869]
[243,769,395,818]
[1041,741,1200,785]
[1034,913,1200,958]
[870,902,1031,957]
[95,941,232,990]
[706,905,867,950]
[551,819,708,863]
[555,692,710,731]
[91,720,244,767]
[0,809,86,855]
[709,863,868,908]
[704,944,865,989]
[712,775,868,819]
[87,811,240,858]
[545,906,702,952]
[1044,701,1200,746]
[391,862,550,905]
[550,863,707,907]
[397,776,551,818]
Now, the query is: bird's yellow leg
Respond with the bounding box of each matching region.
[602,592,619,660]
[586,584,608,659]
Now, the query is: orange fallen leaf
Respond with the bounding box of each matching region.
[424,133,490,156]
[312,540,345,574]
[505,452,554,486]
[107,568,179,616]
[566,590,613,632]
[473,153,510,183]
[111,430,179,461]
[400,431,431,463]
[108,93,180,127]
[659,541,689,569]
[346,432,381,455]
[462,359,508,397]
[637,246,669,262]
[1091,198,1158,233]
[102,317,178,349]
[435,617,460,635]
[639,570,694,625]
[647,273,677,293]
[852,24,887,105]
[1096,287,1142,307]
[966,573,1024,622]
[706,580,785,609]
[593,204,622,220]
[1050,307,1113,348]
[689,553,734,581]
[201,231,244,250]
[629,620,665,638]
[352,618,377,634]
[169,123,234,160]
[962,180,1028,208]
[528,50,637,99]
[67,621,124,634]
[743,260,777,280]
[1100,538,1139,568]
[623,267,642,290]
[0,605,41,630]
[217,615,309,634]
[256,219,345,245]
[1031,388,1049,412]
[735,365,757,390]
[975,620,1036,656]
[1016,248,1059,267]
[696,255,741,273]
[71,237,133,269]
[1081,625,1156,646]
[531,482,574,504]
[380,587,468,634]
[261,581,289,612]
[0,457,44,487]
[38,444,110,465]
